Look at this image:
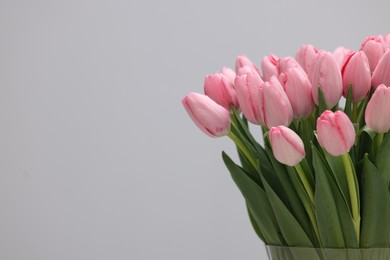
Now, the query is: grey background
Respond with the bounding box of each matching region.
[0,0,389,259]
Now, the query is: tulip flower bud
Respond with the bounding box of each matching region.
[365,84,390,133]
[234,67,264,124]
[269,126,305,166]
[221,67,236,86]
[279,67,314,118]
[204,73,239,111]
[372,50,390,88]
[295,44,318,76]
[182,92,231,137]
[277,56,306,76]
[261,54,278,81]
[235,55,259,75]
[311,51,343,108]
[237,65,253,76]
[259,76,293,128]
[341,51,371,101]
[317,110,355,156]
[360,35,386,72]
[333,46,351,68]
[383,34,390,49]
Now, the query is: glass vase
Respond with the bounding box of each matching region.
[266,245,390,260]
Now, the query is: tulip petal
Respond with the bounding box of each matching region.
[372,50,390,89]
[270,126,305,166]
[317,110,355,156]
[365,84,390,133]
[182,93,231,137]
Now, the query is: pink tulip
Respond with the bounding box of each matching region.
[360,35,386,72]
[341,51,371,101]
[333,46,351,68]
[279,67,314,118]
[365,84,390,133]
[204,73,239,111]
[234,67,264,124]
[236,65,253,76]
[311,51,343,108]
[383,34,390,49]
[277,56,306,76]
[235,55,259,75]
[269,126,305,166]
[221,67,236,86]
[317,110,355,156]
[259,76,293,128]
[372,50,390,88]
[295,44,318,76]
[182,92,230,137]
[261,54,278,81]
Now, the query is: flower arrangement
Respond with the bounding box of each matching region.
[182,35,390,254]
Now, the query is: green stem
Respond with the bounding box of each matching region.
[352,102,358,123]
[356,102,365,125]
[228,132,257,169]
[374,133,384,153]
[302,119,313,166]
[230,112,239,128]
[341,153,360,242]
[295,163,315,204]
[261,126,269,147]
[293,163,320,245]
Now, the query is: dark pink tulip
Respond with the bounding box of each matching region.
[365,84,390,133]
[360,35,386,72]
[333,46,351,68]
[234,67,264,125]
[270,126,305,166]
[204,73,239,111]
[235,55,259,75]
[311,51,343,108]
[259,76,293,128]
[221,67,236,86]
[261,54,279,81]
[295,44,318,76]
[372,50,390,88]
[317,110,355,156]
[279,67,314,118]
[341,51,371,101]
[182,92,230,137]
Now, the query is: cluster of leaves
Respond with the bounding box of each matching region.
[222,88,390,257]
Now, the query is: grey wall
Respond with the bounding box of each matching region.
[0,0,389,259]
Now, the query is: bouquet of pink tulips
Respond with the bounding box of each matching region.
[182,35,390,257]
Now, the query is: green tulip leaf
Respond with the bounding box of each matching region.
[374,133,390,188]
[246,203,266,241]
[259,168,314,248]
[222,151,283,245]
[360,155,390,247]
[286,166,320,247]
[312,146,345,247]
[360,125,376,141]
[323,152,352,211]
[265,147,318,246]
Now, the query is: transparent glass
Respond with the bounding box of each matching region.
[266,245,390,260]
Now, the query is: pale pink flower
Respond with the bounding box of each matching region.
[365,84,390,133]
[182,92,230,137]
[270,126,305,166]
[317,110,355,156]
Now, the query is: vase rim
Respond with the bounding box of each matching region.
[266,245,390,250]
